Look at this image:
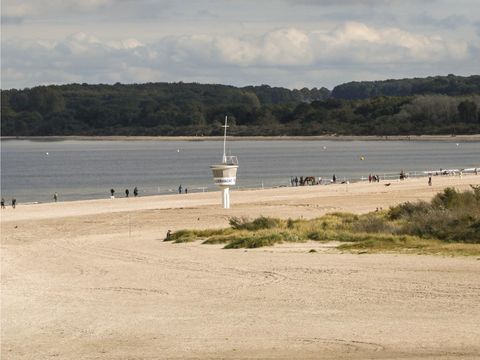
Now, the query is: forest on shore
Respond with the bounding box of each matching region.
[1,74,479,136]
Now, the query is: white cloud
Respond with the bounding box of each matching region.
[107,39,145,50]
[260,28,313,65]
[0,22,476,89]
[165,22,469,68]
[309,22,469,63]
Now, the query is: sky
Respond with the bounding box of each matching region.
[1,0,479,90]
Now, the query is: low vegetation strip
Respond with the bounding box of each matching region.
[166,187,480,255]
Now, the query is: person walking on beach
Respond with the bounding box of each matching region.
[133,187,138,197]
[11,198,16,209]
[125,189,129,197]
[185,188,188,194]
[53,192,58,202]
[295,177,298,186]
[178,185,182,194]
[1,198,5,209]
[332,174,336,184]
[428,176,432,186]
[110,188,115,199]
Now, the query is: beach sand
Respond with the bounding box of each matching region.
[3,134,480,142]
[2,175,480,359]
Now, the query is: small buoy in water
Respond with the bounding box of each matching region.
[360,156,365,161]
[456,143,459,147]
[322,146,327,150]
[177,149,180,152]
[45,152,49,155]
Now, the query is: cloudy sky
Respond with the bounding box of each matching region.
[1,0,479,90]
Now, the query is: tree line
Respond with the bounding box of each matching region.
[1,75,479,136]
[331,74,480,100]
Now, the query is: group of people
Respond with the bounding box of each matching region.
[109,184,191,198]
[368,174,381,183]
[109,185,190,198]
[290,175,337,186]
[1,198,15,209]
[110,187,139,199]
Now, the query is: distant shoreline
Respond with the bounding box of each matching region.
[2,134,480,142]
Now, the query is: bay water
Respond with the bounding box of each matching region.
[1,139,479,203]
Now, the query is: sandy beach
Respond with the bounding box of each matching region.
[3,134,480,142]
[2,175,480,359]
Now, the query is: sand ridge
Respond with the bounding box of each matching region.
[1,175,480,359]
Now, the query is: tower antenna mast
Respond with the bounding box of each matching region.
[222,116,228,163]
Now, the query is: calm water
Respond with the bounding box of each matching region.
[1,139,479,203]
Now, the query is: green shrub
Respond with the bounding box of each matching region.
[170,230,198,243]
[431,186,479,211]
[169,228,232,243]
[229,216,281,231]
[307,230,328,241]
[166,189,480,252]
[203,234,241,245]
[350,213,398,234]
[287,218,295,229]
[388,201,431,220]
[224,232,284,249]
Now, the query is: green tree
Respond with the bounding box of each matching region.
[458,100,478,123]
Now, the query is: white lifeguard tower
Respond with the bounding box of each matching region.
[210,116,238,209]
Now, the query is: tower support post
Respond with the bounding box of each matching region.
[222,188,230,209]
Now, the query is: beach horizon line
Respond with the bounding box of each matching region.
[2,134,480,142]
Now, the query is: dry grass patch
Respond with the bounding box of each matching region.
[168,188,480,256]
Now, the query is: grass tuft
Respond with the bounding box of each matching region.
[166,188,480,255]
[229,216,282,231]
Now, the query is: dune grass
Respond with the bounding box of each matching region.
[167,228,234,243]
[168,187,480,256]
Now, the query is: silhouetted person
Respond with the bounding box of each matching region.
[133,187,138,197]
[12,198,16,209]
[428,176,432,186]
[185,188,188,194]
[1,198,5,209]
[53,192,58,202]
[332,174,336,183]
[178,185,182,194]
[125,189,129,197]
[110,188,115,198]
